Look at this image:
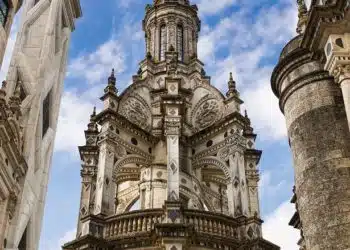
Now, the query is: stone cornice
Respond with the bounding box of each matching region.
[189,112,247,144]
[301,0,349,52]
[95,109,159,145]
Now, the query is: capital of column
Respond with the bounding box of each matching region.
[331,64,350,85]
[164,116,181,136]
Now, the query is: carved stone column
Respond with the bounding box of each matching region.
[164,77,182,202]
[168,15,176,49]
[165,118,181,201]
[94,143,115,215]
[226,134,249,217]
[324,33,350,131]
[331,65,350,131]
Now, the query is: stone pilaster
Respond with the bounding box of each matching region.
[165,117,181,201]
[94,143,116,215]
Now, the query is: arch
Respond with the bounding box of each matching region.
[193,156,230,180]
[125,195,140,212]
[113,154,149,178]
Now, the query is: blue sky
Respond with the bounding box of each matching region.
[0,0,309,249]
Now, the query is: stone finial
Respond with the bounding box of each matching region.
[226,72,239,98]
[8,84,22,119]
[104,68,118,95]
[1,80,7,90]
[87,106,98,132]
[296,0,308,34]
[108,68,116,85]
[244,110,254,135]
[0,81,7,101]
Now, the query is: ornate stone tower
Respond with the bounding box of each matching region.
[0,0,22,68]
[0,0,81,249]
[271,0,350,249]
[63,1,278,249]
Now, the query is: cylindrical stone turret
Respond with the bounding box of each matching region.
[271,35,350,249]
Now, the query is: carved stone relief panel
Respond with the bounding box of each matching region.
[119,93,152,131]
[191,95,223,130]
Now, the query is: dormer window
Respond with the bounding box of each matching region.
[159,24,167,61]
[177,25,184,61]
[0,0,9,27]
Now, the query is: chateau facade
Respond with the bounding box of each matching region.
[0,0,81,249]
[63,0,279,249]
[271,0,350,249]
[0,0,22,68]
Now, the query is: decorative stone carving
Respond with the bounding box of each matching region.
[192,96,222,130]
[119,95,152,131]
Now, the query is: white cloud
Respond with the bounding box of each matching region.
[41,228,76,250]
[263,201,300,250]
[67,37,126,84]
[193,0,236,15]
[196,0,296,140]
[54,90,97,153]
[242,76,287,140]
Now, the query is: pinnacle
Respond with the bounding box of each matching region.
[104,68,118,95]
[226,72,238,98]
[108,68,116,85]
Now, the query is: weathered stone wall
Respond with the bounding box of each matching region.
[272,48,350,249]
[0,0,20,69]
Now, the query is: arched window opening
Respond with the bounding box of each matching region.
[159,24,167,61]
[127,198,140,212]
[177,25,184,61]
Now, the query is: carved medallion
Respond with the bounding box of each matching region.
[120,95,151,131]
[193,98,221,130]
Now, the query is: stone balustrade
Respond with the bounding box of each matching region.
[184,209,240,240]
[104,209,164,238]
[100,208,258,241]
[67,207,272,250]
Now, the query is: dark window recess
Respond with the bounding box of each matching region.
[131,138,138,145]
[0,0,9,27]
[177,25,184,61]
[336,38,344,48]
[148,147,152,154]
[206,140,213,147]
[18,227,27,250]
[42,92,51,137]
[224,132,228,138]
[159,25,167,61]
[192,149,195,155]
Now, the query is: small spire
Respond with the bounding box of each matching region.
[245,110,248,119]
[108,69,116,85]
[226,72,239,98]
[87,106,98,132]
[91,106,96,118]
[104,68,118,95]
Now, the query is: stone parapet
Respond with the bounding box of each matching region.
[63,207,279,250]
